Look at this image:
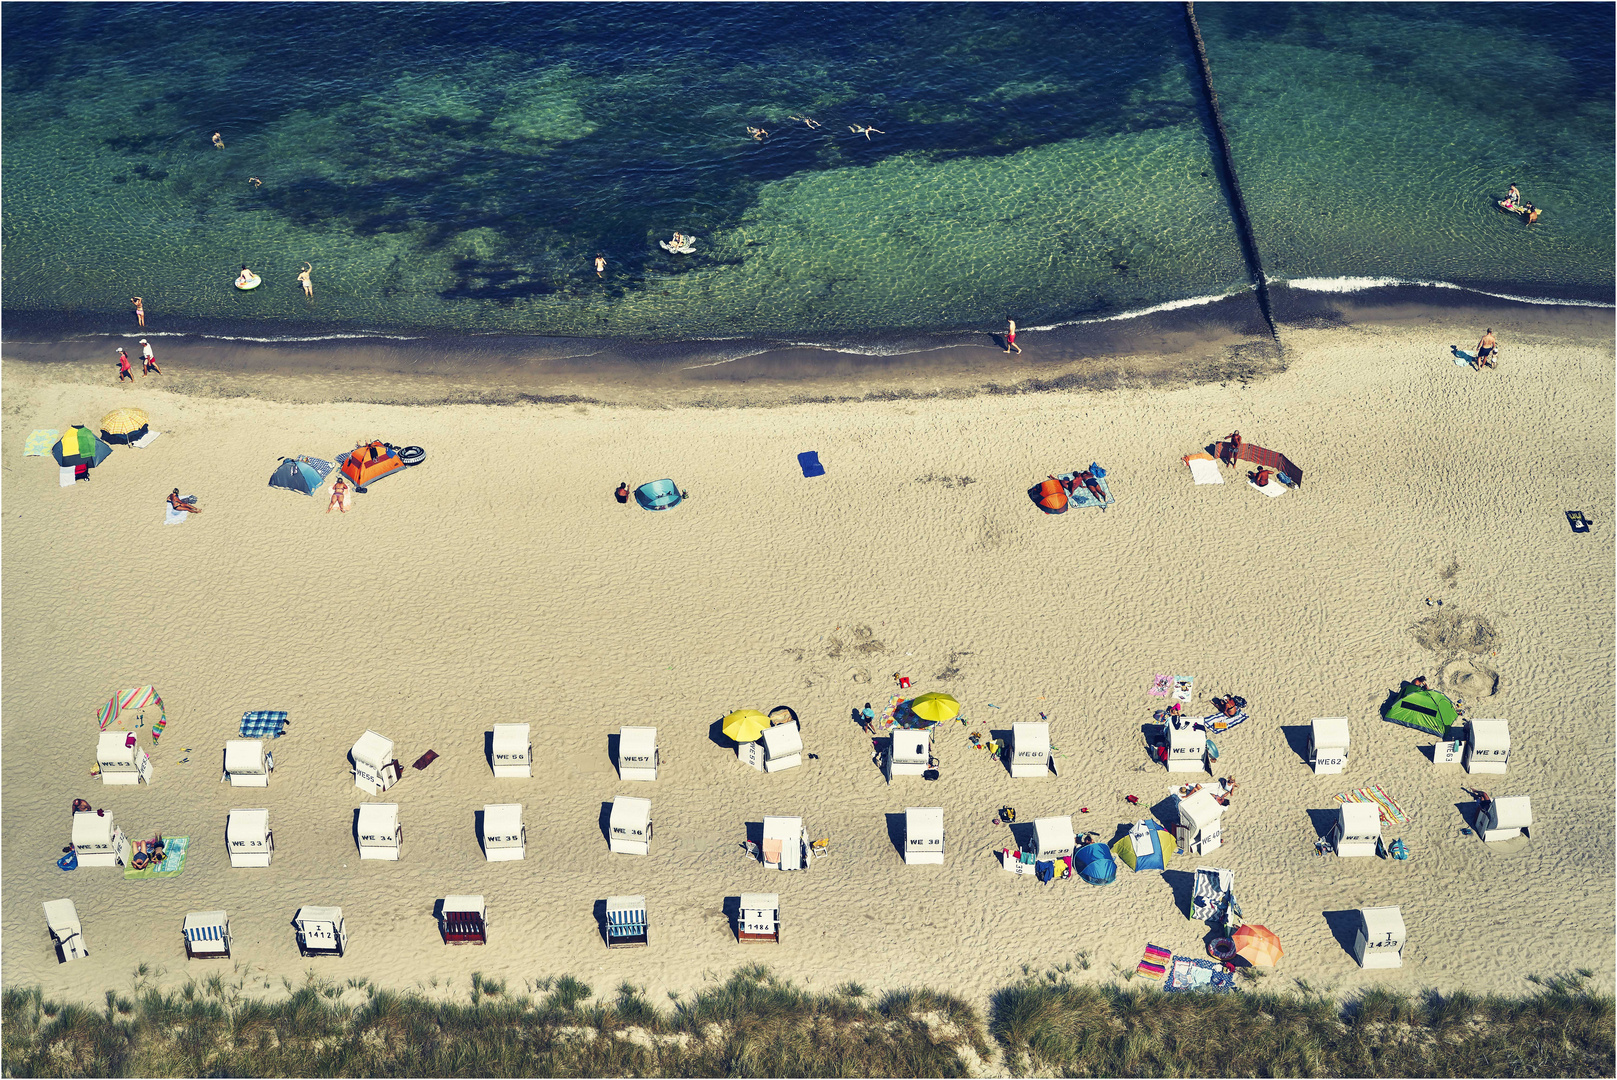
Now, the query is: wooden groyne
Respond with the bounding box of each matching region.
[1185,2,1278,344]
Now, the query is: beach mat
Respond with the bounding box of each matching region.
[164,504,189,525]
[1172,676,1194,703]
[1566,510,1590,533]
[59,466,76,488]
[1166,955,1235,993]
[1149,674,1171,698]
[1184,452,1224,485]
[132,430,162,449]
[25,429,59,456]
[1333,783,1409,826]
[1451,348,1476,367]
[124,836,189,880]
[1249,478,1286,498]
[239,711,288,738]
[1202,709,1249,733]
[1060,472,1112,509]
[413,750,439,770]
[797,451,825,478]
[1137,943,1171,981]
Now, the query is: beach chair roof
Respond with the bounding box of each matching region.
[1312,717,1350,746]
[762,815,802,839]
[762,721,802,756]
[351,730,393,764]
[1338,802,1381,833]
[483,803,522,834]
[1468,719,1510,751]
[184,910,228,932]
[43,899,81,933]
[224,739,264,771]
[96,731,137,759]
[605,895,646,915]
[227,808,269,840]
[1033,815,1075,852]
[1178,789,1225,830]
[1169,721,1206,749]
[1488,796,1532,829]
[1012,721,1049,752]
[1359,906,1405,938]
[295,905,343,926]
[739,893,778,913]
[620,726,656,754]
[906,806,943,836]
[611,795,651,829]
[893,729,929,759]
[492,723,529,750]
[357,803,399,831]
[1383,688,1457,737]
[443,895,486,917]
[72,811,114,845]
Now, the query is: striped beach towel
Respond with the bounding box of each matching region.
[1138,943,1171,981]
[1333,783,1409,826]
[1203,709,1249,733]
[240,711,288,739]
[878,695,902,731]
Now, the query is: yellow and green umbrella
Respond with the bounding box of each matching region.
[722,709,771,743]
[908,692,960,724]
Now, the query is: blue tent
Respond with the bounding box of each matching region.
[269,457,329,496]
[635,479,683,510]
[1075,842,1117,886]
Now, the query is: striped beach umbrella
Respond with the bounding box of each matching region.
[100,408,150,444]
[1233,924,1283,967]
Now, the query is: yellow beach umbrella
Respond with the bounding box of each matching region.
[908,692,961,724]
[722,709,771,743]
[100,408,149,436]
[1233,924,1284,968]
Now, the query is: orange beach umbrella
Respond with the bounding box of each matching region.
[1232,924,1283,967]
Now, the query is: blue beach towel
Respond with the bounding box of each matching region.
[1059,472,1112,509]
[240,711,288,738]
[797,451,825,478]
[1166,955,1235,993]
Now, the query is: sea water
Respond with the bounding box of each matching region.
[1,3,1609,345]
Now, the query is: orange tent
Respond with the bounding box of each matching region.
[1033,477,1068,514]
[341,441,407,489]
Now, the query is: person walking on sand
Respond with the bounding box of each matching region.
[131,296,145,327]
[1004,319,1021,354]
[1473,328,1498,371]
[142,347,161,376]
[595,254,607,278]
[327,477,351,514]
[212,131,225,149]
[116,348,134,382]
[297,263,314,297]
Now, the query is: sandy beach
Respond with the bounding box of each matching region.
[3,310,1613,1022]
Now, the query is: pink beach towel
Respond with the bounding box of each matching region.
[1149,674,1171,697]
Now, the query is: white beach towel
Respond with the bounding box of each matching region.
[1185,454,1224,485]
[59,466,76,488]
[1249,478,1285,498]
[164,504,189,525]
[132,430,162,449]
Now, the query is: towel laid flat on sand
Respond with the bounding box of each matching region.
[413,750,439,770]
[1333,783,1409,826]
[1183,452,1224,485]
[797,451,825,478]
[1149,674,1172,698]
[1172,676,1195,703]
[1166,955,1235,993]
[1202,709,1248,733]
[124,836,189,880]
[59,466,77,488]
[1061,472,1112,508]
[164,504,189,525]
[132,430,162,449]
[1137,943,1171,980]
[239,711,288,738]
[25,429,59,456]
[1249,478,1286,498]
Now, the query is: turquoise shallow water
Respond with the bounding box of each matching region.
[1,3,1610,344]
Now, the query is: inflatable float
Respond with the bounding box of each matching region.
[234,270,262,290]
[659,235,697,254]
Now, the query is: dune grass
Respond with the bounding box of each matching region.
[0,963,988,1078]
[4,964,1611,1077]
[989,969,1614,1078]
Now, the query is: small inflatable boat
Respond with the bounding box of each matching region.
[235,272,262,290]
[1496,199,1525,216]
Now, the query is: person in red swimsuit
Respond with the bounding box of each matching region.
[116,349,134,381]
[1004,319,1022,354]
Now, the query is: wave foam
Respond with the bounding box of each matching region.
[1275,276,1614,309]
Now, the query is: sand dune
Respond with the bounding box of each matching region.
[3,319,1612,1015]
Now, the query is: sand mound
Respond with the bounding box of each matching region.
[1412,609,1500,654]
[1442,658,1500,699]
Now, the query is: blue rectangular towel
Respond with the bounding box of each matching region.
[240,711,288,738]
[797,451,825,478]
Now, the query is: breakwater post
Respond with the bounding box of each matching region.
[1185,1,1279,346]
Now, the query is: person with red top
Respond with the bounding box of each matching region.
[116,348,134,381]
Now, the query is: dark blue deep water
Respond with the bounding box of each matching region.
[2,3,1610,343]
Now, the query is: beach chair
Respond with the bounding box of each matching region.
[44,899,89,962]
[183,911,231,959]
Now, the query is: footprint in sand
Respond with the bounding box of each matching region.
[1442,658,1500,699]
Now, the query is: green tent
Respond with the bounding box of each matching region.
[1383,686,1457,737]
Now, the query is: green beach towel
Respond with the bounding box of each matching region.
[124,837,189,880]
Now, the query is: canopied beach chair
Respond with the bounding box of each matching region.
[618,726,659,780]
[604,896,648,947]
[223,739,273,787]
[96,730,153,785]
[761,816,811,870]
[738,894,780,944]
[351,730,400,794]
[482,804,525,861]
[491,723,532,778]
[1191,867,1242,934]
[44,899,89,962]
[1309,717,1350,774]
[904,807,944,864]
[1464,719,1510,774]
[226,808,273,867]
[441,896,487,945]
[761,721,803,772]
[609,796,652,855]
[1010,722,1050,777]
[1333,802,1380,857]
[888,728,929,781]
[294,906,346,957]
[1175,788,1225,854]
[1354,906,1406,969]
[357,803,402,860]
[183,911,231,959]
[1478,795,1531,842]
[1166,719,1207,773]
[72,810,129,868]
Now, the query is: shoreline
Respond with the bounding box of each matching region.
[2,284,1612,409]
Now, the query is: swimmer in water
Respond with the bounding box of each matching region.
[747,126,769,141]
[789,115,822,129]
[248,177,262,188]
[236,265,256,288]
[212,132,225,149]
[297,263,313,297]
[131,296,145,327]
[594,254,606,277]
[849,124,885,140]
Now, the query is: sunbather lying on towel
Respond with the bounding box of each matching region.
[1077,470,1108,505]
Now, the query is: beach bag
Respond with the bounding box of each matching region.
[1035,860,1054,882]
[57,851,78,871]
